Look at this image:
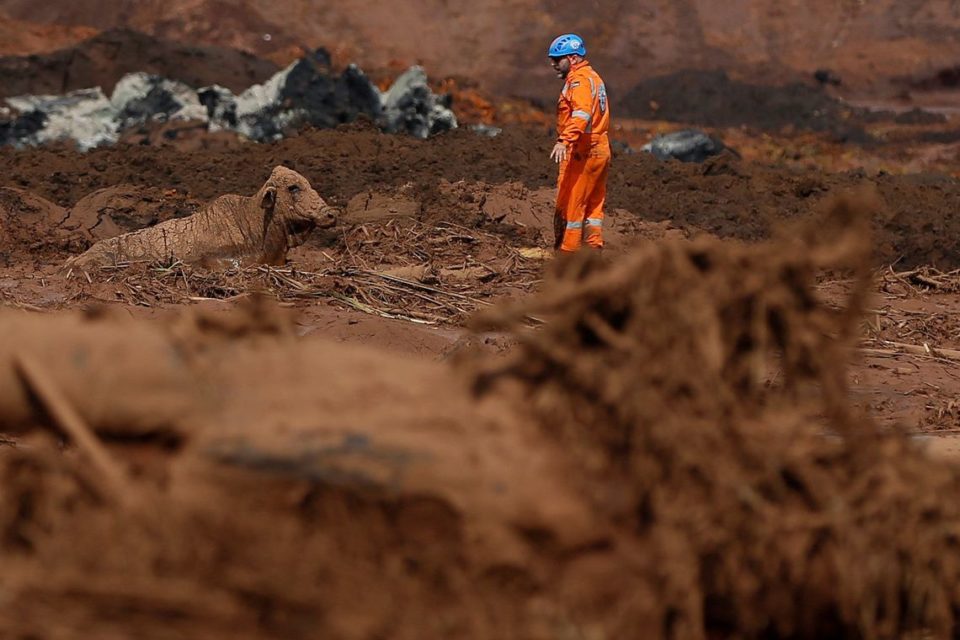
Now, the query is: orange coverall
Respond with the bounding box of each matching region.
[554,59,611,252]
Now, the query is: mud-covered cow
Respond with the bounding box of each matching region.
[64,166,338,269]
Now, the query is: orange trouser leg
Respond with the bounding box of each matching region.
[555,152,610,252]
[554,157,582,250]
[583,156,609,249]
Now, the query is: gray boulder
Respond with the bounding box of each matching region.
[381,66,457,139]
[642,129,727,163]
[4,89,116,150]
[0,50,458,150]
[110,73,207,132]
[2,74,208,150]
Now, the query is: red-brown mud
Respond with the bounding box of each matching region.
[1,13,960,638]
[6,0,960,106]
[3,126,960,269]
[2,193,960,639]
[0,28,279,97]
[464,192,960,638]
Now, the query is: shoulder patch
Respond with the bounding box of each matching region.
[569,81,581,88]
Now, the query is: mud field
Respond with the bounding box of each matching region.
[7,10,960,640]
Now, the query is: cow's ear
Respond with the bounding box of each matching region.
[260,186,277,209]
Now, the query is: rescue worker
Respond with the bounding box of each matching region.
[548,33,611,253]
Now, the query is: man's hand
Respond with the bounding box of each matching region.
[550,142,568,164]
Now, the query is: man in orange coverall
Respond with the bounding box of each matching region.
[548,33,611,252]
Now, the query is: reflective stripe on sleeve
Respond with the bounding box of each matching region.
[571,110,591,122]
[586,218,603,227]
[566,221,583,230]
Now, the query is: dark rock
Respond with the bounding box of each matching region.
[0,47,457,149]
[198,85,237,127]
[470,124,502,137]
[112,74,204,131]
[381,67,458,139]
[642,129,727,163]
[0,107,46,147]
[610,139,635,155]
[814,69,842,86]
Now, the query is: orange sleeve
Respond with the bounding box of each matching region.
[558,78,594,145]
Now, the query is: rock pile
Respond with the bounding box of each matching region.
[0,49,457,150]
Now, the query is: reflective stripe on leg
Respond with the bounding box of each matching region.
[584,217,603,248]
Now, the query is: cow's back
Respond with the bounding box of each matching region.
[67,194,261,268]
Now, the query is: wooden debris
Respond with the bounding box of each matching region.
[74,218,544,326]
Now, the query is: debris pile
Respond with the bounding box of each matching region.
[60,214,545,326]
[0,49,458,150]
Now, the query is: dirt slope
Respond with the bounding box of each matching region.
[3,0,960,100]
[0,9,95,56]
[0,28,278,97]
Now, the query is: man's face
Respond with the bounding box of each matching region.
[550,55,571,79]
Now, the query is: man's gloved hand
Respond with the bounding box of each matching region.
[550,142,568,164]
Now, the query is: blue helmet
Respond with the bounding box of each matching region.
[548,33,586,58]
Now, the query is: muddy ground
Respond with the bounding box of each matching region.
[4,167,960,638]
[2,122,960,426]
[4,176,960,638]
[0,121,959,438]
[5,20,960,637]
[5,123,960,267]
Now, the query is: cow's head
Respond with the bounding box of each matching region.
[258,166,338,245]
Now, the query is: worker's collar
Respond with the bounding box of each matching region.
[570,59,590,71]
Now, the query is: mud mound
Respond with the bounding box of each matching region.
[469,192,960,637]
[431,180,670,251]
[60,185,201,242]
[608,155,960,270]
[0,125,555,209]
[0,188,74,263]
[0,9,95,56]
[619,69,876,141]
[0,300,593,638]
[0,28,279,99]
[116,118,245,150]
[0,185,202,265]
